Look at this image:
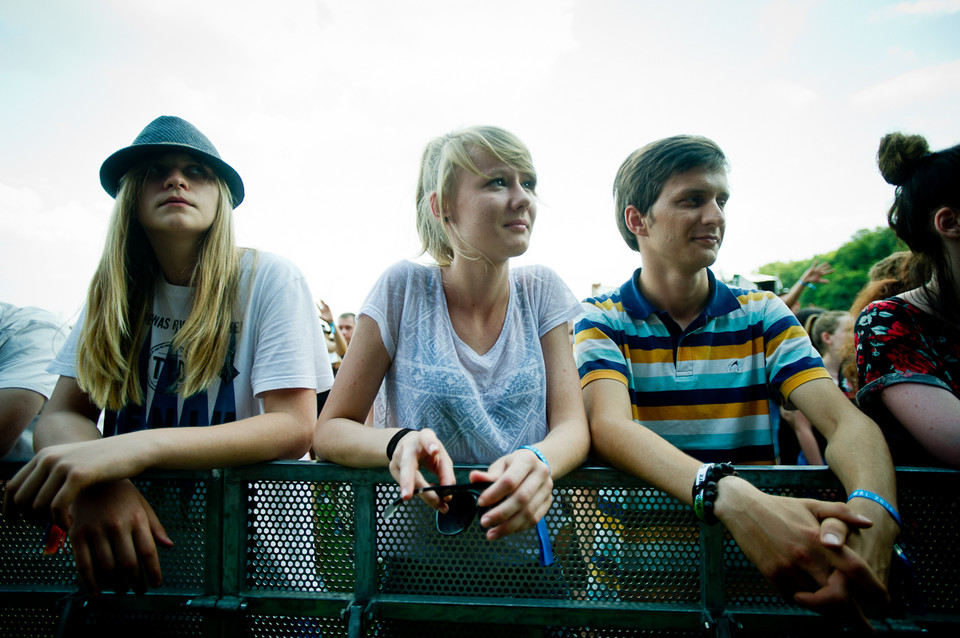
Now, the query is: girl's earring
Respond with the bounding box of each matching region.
[444,217,450,223]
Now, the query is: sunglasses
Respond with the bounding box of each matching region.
[382,481,555,566]
[383,482,494,535]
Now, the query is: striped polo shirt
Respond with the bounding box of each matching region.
[575,268,829,463]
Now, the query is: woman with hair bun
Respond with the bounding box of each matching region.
[4,116,333,592]
[855,132,960,467]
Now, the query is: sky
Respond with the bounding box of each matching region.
[1,0,959,323]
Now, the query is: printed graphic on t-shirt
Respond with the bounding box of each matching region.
[104,319,239,435]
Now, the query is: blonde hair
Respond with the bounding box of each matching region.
[75,163,243,410]
[415,126,536,266]
[803,310,848,355]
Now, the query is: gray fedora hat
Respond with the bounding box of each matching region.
[99,116,244,208]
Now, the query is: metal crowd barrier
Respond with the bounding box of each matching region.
[2,461,958,637]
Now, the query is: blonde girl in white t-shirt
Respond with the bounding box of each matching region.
[314,126,589,544]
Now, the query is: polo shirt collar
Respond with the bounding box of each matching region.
[619,268,740,320]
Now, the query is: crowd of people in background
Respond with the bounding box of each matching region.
[1,116,957,630]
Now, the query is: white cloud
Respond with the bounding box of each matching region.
[755,0,816,64]
[0,183,43,217]
[772,80,821,106]
[849,59,960,108]
[871,0,960,19]
[0,183,106,314]
[885,45,919,63]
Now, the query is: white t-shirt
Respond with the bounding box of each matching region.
[50,250,333,431]
[361,260,581,464]
[1,302,68,459]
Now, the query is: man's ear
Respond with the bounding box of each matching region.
[934,206,960,239]
[625,205,649,237]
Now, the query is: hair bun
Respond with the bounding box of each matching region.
[877,132,930,186]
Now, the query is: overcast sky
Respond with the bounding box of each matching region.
[2,0,959,323]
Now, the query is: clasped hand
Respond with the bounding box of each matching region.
[4,436,149,530]
[4,437,173,595]
[718,479,889,629]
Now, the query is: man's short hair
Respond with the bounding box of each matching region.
[613,135,728,252]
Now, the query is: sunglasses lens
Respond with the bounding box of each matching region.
[436,491,478,535]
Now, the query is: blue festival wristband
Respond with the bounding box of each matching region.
[518,445,554,566]
[519,445,551,476]
[536,518,555,567]
[848,489,902,528]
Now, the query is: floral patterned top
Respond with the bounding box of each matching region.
[855,297,960,467]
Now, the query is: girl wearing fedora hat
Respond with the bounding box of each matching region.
[4,116,333,593]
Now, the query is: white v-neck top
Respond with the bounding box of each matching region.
[360,260,581,464]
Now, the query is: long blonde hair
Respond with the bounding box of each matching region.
[76,164,243,410]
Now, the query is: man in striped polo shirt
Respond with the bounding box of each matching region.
[575,135,899,625]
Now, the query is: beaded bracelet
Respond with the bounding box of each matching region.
[519,445,551,476]
[848,489,902,528]
[692,462,737,524]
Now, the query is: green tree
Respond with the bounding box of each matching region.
[756,227,904,311]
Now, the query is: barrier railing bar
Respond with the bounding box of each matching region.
[204,468,224,600]
[3,461,960,636]
[350,475,378,636]
[700,520,726,615]
[219,468,243,598]
[369,596,707,629]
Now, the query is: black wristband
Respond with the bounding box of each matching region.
[386,428,415,461]
[692,462,737,525]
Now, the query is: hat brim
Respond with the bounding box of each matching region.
[99,142,245,209]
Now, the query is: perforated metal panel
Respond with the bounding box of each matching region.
[80,610,206,636]
[373,620,574,637]
[1,479,78,589]
[246,480,354,592]
[722,530,781,609]
[724,481,844,610]
[136,478,209,591]
[245,614,352,637]
[372,621,703,637]
[898,480,960,614]
[563,487,701,604]
[375,481,568,599]
[0,604,58,638]
[0,476,208,594]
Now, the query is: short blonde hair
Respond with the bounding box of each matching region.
[415,126,535,266]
